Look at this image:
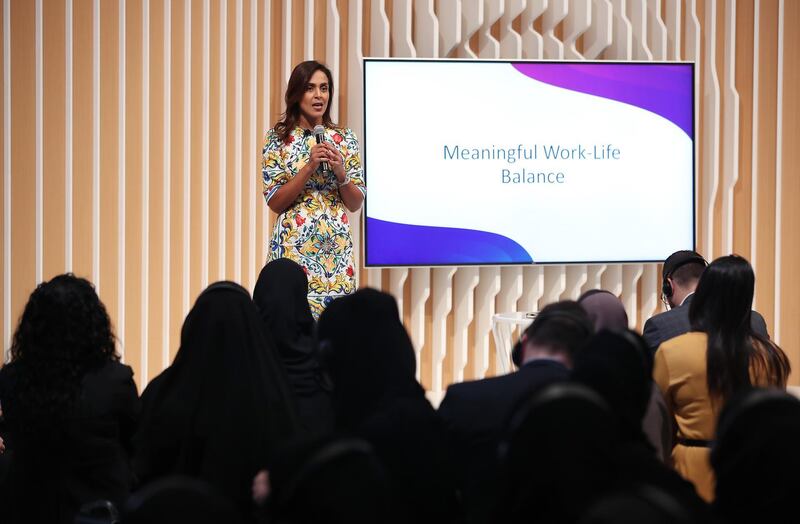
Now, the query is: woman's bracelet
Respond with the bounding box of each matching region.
[337,173,351,187]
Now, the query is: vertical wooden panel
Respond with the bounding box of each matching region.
[712,0,726,257]
[733,0,755,258]
[224,0,235,282]
[208,0,222,282]
[145,0,165,380]
[99,0,120,332]
[9,0,37,343]
[189,0,205,307]
[778,0,799,379]
[124,0,144,381]
[71,0,94,278]
[257,0,269,270]
[168,0,186,359]
[753,0,778,333]
[42,0,67,280]
[1,0,7,357]
[228,0,240,284]
[243,0,255,292]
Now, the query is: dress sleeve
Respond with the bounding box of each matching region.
[341,128,366,198]
[262,130,289,204]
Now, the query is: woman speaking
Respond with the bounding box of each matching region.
[262,60,365,318]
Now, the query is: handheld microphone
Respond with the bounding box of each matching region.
[313,125,329,172]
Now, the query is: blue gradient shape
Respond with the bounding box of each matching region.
[366,217,533,266]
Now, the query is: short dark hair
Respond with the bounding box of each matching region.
[670,261,705,287]
[662,250,706,287]
[524,301,594,360]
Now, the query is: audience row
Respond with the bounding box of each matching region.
[0,251,793,524]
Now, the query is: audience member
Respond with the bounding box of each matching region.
[711,389,800,524]
[578,486,695,524]
[573,330,710,521]
[438,301,593,524]
[316,288,462,523]
[265,436,394,524]
[0,274,139,524]
[643,250,768,352]
[253,259,334,436]
[578,290,672,463]
[134,281,299,515]
[498,383,620,524]
[577,289,629,331]
[124,476,242,524]
[653,255,790,501]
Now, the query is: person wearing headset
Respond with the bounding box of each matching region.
[642,250,769,353]
[437,301,594,524]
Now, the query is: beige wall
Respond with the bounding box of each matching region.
[1,1,798,397]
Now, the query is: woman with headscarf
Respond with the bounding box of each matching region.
[711,389,800,524]
[253,259,333,436]
[0,274,139,524]
[653,255,790,501]
[316,288,462,523]
[572,331,710,521]
[577,289,629,332]
[577,290,672,463]
[498,383,621,524]
[134,281,299,516]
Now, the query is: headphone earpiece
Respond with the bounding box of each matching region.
[661,252,707,303]
[662,277,673,299]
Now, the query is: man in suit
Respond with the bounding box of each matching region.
[438,300,594,524]
[643,250,769,352]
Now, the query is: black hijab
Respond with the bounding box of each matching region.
[711,389,800,524]
[573,332,713,523]
[499,383,620,524]
[253,260,333,435]
[134,282,299,510]
[572,330,653,444]
[253,258,315,361]
[316,288,424,429]
[316,289,462,523]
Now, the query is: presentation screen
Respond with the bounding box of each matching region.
[363,59,695,267]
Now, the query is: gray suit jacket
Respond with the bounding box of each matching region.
[642,294,769,353]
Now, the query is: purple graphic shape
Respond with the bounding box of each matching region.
[512,63,693,139]
[366,217,533,266]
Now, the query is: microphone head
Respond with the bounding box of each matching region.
[313,125,325,139]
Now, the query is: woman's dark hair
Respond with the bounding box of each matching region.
[274,60,336,142]
[8,273,119,435]
[689,255,789,400]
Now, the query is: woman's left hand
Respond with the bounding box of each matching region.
[321,143,346,181]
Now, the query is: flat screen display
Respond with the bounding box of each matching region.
[363,59,695,266]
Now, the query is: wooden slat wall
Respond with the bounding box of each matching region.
[1,0,798,394]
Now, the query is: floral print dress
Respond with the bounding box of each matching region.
[262,126,366,318]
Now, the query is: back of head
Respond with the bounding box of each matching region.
[689,255,789,399]
[124,476,241,524]
[661,250,706,304]
[135,282,298,505]
[712,389,800,524]
[578,290,629,332]
[268,437,393,524]
[513,300,594,367]
[316,288,423,428]
[579,487,694,524]
[6,273,117,440]
[253,258,315,356]
[572,330,653,441]
[499,383,618,523]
